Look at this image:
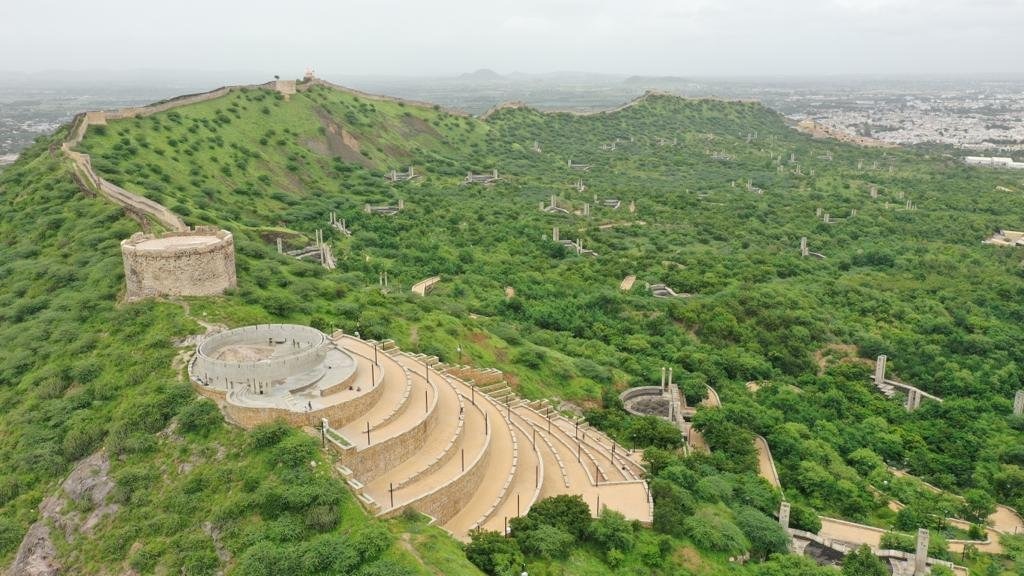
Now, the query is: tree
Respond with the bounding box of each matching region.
[516,523,574,560]
[588,508,635,553]
[842,544,887,576]
[735,506,790,560]
[525,495,592,539]
[961,489,996,523]
[651,479,694,537]
[628,415,682,449]
[464,530,524,576]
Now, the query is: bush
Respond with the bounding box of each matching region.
[683,507,748,554]
[789,502,822,533]
[588,508,635,553]
[464,529,524,576]
[841,544,887,576]
[250,421,293,450]
[0,516,22,557]
[516,523,574,560]
[178,399,223,436]
[525,495,592,539]
[735,506,790,560]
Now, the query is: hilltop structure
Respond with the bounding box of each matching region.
[983,229,1024,246]
[190,325,651,540]
[965,156,1024,169]
[121,227,236,301]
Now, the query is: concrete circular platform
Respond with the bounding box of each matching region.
[192,324,349,393]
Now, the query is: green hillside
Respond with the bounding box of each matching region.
[2,81,1024,575]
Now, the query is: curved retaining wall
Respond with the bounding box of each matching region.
[380,392,493,525]
[121,228,236,301]
[193,324,327,388]
[619,386,666,416]
[334,371,442,482]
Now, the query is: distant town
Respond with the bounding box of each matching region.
[2,71,1023,165]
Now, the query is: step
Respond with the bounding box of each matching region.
[387,378,466,491]
[382,385,493,525]
[441,391,518,538]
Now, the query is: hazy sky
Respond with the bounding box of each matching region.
[4,0,1024,77]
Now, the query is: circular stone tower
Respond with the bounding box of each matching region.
[121,227,236,301]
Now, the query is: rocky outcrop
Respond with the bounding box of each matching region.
[5,451,117,576]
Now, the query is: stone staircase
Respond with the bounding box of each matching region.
[315,336,650,540]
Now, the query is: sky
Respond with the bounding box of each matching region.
[3,0,1024,77]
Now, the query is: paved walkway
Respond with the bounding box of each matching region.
[442,386,516,538]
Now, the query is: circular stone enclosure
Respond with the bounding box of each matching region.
[121,227,236,301]
[619,386,671,418]
[193,324,329,390]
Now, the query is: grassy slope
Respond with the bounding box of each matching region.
[2,82,1024,574]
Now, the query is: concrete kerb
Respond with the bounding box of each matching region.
[558,417,646,479]
[372,367,413,430]
[509,416,546,511]
[468,394,521,531]
[520,404,599,486]
[513,412,570,489]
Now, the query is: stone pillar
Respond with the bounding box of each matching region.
[668,367,673,387]
[914,528,929,575]
[540,201,545,211]
[661,367,666,390]
[874,355,887,387]
[816,207,823,217]
[906,388,921,412]
[552,227,559,242]
[778,501,791,530]
[823,212,830,223]
[550,194,556,209]
[398,199,404,210]
[1013,390,1024,416]
[629,200,636,213]
[276,238,283,254]
[800,237,808,257]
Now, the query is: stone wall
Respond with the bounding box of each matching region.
[194,324,327,387]
[121,228,236,301]
[332,377,442,482]
[206,379,385,430]
[379,399,493,524]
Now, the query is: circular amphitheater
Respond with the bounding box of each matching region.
[189,325,652,540]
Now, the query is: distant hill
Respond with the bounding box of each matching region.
[623,75,698,86]
[457,68,505,82]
